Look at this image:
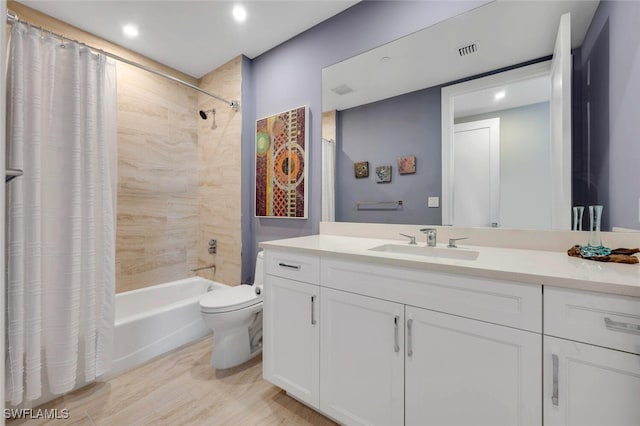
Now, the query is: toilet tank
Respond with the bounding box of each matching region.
[253,250,265,286]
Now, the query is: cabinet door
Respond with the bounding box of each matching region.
[263,275,319,408]
[320,287,404,426]
[405,306,541,426]
[544,336,640,426]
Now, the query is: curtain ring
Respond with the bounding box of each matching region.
[59,33,65,48]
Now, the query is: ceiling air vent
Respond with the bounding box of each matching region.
[458,42,479,57]
[331,84,354,95]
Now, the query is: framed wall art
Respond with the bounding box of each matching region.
[398,155,416,174]
[375,165,392,183]
[354,161,369,178]
[255,106,309,218]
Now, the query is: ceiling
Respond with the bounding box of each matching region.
[323,0,599,112]
[454,74,551,119]
[19,0,360,78]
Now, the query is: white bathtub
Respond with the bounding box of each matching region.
[111,276,227,377]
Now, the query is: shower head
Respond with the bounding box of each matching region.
[199,108,215,120]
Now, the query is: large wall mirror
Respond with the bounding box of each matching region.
[322,0,640,232]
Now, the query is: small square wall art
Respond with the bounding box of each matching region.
[398,155,416,175]
[375,166,392,183]
[354,161,369,178]
[255,106,309,218]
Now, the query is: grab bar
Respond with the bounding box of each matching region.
[356,200,403,210]
[191,264,216,273]
[5,168,23,183]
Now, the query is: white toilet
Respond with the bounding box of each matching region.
[199,251,264,369]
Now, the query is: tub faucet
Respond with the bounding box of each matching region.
[420,228,437,247]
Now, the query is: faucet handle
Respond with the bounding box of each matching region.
[448,237,468,248]
[399,233,417,245]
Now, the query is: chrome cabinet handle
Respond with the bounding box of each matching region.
[311,295,317,325]
[278,262,300,270]
[552,354,559,406]
[604,317,640,335]
[394,315,400,353]
[407,319,413,357]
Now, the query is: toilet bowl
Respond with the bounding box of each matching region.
[199,251,264,369]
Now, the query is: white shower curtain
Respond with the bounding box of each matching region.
[5,23,117,405]
[321,138,336,222]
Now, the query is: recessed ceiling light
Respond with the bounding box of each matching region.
[381,56,391,63]
[494,91,506,101]
[232,5,247,23]
[122,24,139,38]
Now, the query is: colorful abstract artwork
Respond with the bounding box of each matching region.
[354,161,369,178]
[255,106,308,218]
[398,155,416,174]
[375,166,392,183]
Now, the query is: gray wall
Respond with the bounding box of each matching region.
[457,102,551,230]
[576,0,640,230]
[246,1,488,267]
[336,87,442,224]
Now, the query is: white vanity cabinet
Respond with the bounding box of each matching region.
[543,287,640,426]
[263,249,543,426]
[262,251,321,408]
[320,287,404,425]
[405,306,541,426]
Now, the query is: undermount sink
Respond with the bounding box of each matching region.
[369,244,479,260]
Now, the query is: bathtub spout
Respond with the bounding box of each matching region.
[191,264,216,274]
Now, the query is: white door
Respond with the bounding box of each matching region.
[549,12,572,229]
[263,275,319,408]
[320,287,404,426]
[452,118,500,227]
[544,336,640,426]
[405,306,541,426]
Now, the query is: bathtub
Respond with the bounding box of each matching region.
[111,276,227,377]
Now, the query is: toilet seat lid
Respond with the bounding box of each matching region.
[200,284,261,313]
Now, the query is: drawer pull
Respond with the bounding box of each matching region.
[407,319,413,357]
[604,317,640,335]
[394,316,400,353]
[552,354,559,406]
[278,262,300,271]
[311,295,317,325]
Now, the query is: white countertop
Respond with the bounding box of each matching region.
[260,235,640,297]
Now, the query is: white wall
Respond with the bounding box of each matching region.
[457,102,551,230]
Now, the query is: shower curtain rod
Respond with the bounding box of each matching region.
[5,10,240,112]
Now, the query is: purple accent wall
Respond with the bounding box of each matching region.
[577,0,640,230]
[336,87,442,224]
[247,0,488,258]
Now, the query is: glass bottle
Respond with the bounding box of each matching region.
[588,205,603,247]
[572,206,584,231]
[580,205,611,257]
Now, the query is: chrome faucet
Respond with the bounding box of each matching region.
[448,237,468,248]
[420,228,437,247]
[399,233,417,245]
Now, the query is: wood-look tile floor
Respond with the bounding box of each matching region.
[8,336,337,426]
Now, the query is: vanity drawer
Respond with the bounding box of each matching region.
[321,257,542,333]
[265,250,320,285]
[545,287,640,355]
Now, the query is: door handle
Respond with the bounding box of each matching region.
[407,319,413,357]
[311,295,316,325]
[552,354,559,406]
[604,317,640,335]
[394,316,400,353]
[278,262,300,270]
